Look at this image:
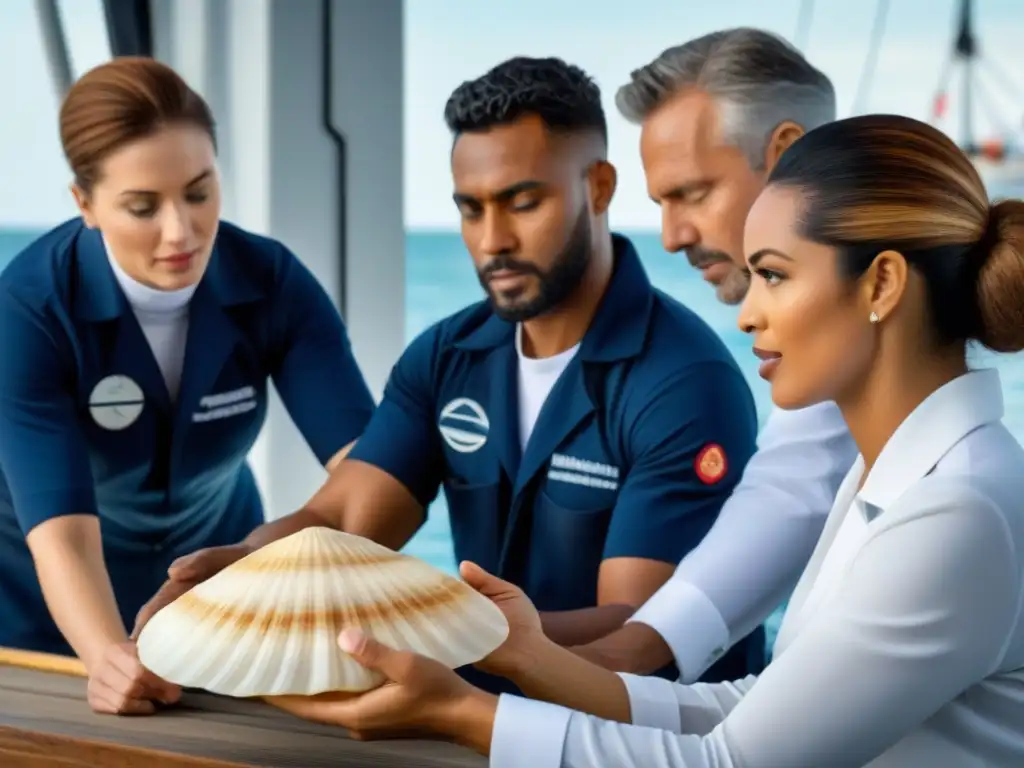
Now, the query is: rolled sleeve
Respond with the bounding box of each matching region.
[490,694,574,768]
[346,326,445,508]
[0,287,97,534]
[601,362,758,565]
[629,579,730,684]
[268,250,376,465]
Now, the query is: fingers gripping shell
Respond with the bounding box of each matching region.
[135,527,510,698]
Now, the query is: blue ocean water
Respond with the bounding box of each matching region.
[3,226,1024,650]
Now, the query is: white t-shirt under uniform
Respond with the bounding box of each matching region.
[104,240,195,401]
[515,324,580,451]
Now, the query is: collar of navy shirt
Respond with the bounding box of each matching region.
[69,221,265,472]
[449,233,657,572]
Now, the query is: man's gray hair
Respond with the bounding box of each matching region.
[616,27,836,169]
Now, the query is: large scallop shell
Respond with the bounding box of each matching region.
[135,527,509,698]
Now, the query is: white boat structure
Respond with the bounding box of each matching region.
[801,0,1024,191]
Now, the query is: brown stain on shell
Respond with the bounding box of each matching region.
[176,578,467,634]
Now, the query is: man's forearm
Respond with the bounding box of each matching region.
[242,497,421,554]
[570,620,676,675]
[539,604,635,647]
[241,508,335,550]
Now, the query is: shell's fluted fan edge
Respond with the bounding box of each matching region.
[135,527,509,697]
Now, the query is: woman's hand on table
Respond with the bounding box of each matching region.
[86,640,181,715]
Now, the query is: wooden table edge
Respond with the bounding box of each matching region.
[0,647,487,766]
[0,648,87,678]
[0,648,248,765]
[0,724,250,767]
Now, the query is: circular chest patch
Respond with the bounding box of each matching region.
[89,375,145,431]
[438,397,490,453]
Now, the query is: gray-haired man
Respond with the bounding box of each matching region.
[572,27,858,684]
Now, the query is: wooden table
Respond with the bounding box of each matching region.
[0,648,486,767]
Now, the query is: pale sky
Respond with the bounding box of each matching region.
[2,0,1024,230]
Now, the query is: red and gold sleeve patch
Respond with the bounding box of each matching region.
[695,443,728,484]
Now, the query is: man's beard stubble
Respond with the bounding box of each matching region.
[478,207,593,323]
[686,244,750,306]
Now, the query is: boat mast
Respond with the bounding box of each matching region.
[793,0,815,51]
[850,0,891,115]
[955,0,977,153]
[33,0,73,103]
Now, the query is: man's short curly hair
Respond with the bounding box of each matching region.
[443,56,607,143]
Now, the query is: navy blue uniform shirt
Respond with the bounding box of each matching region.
[348,234,764,690]
[0,218,375,655]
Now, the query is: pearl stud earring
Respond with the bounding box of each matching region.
[869,311,879,324]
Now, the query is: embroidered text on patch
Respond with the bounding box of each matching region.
[193,386,257,423]
[547,453,620,491]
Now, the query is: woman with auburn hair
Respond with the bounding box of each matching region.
[268,114,1024,767]
[0,57,375,715]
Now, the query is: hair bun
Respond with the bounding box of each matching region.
[974,199,1024,353]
